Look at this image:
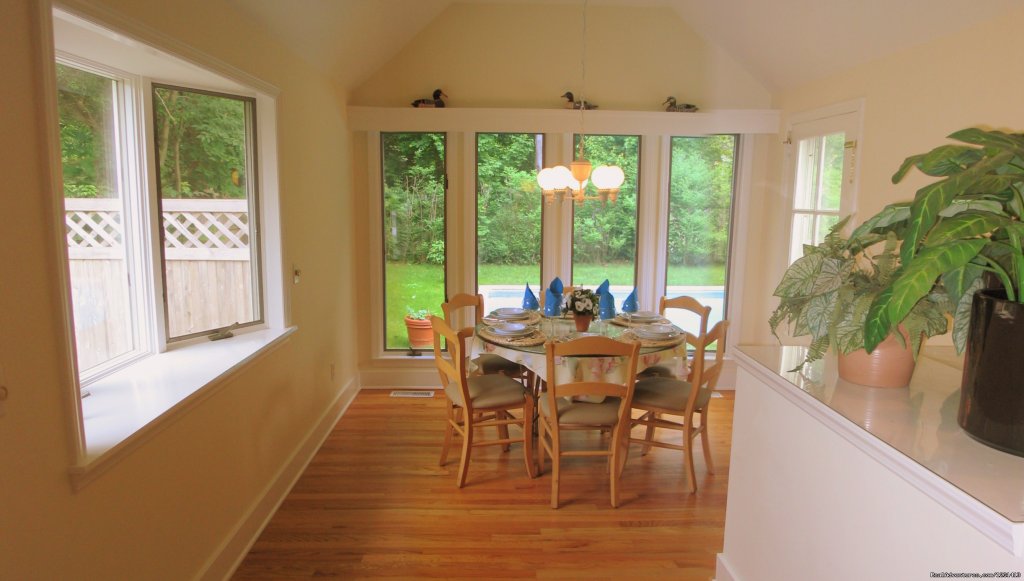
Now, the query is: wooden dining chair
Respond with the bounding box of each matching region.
[629,320,728,493]
[442,293,528,381]
[638,294,712,380]
[430,316,536,487]
[537,335,641,508]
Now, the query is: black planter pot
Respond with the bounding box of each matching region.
[959,289,1024,457]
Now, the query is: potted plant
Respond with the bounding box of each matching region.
[563,288,601,332]
[404,307,433,349]
[769,217,951,386]
[854,128,1024,455]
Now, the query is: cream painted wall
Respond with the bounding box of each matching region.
[739,6,1024,346]
[1,0,357,578]
[351,3,771,110]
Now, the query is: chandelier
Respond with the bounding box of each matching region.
[536,0,625,205]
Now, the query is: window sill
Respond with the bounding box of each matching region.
[69,326,296,490]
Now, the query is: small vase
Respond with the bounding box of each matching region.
[574,314,593,332]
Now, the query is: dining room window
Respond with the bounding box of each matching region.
[571,134,639,302]
[665,135,737,334]
[476,133,543,311]
[381,132,447,350]
[785,103,861,264]
[58,61,144,378]
[152,85,262,341]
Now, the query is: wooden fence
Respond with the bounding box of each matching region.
[65,198,254,370]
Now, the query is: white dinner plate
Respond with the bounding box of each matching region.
[624,311,660,323]
[492,307,530,320]
[489,322,533,336]
[634,323,679,339]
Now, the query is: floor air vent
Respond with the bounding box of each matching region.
[390,390,435,398]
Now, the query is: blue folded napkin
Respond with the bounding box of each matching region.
[522,283,539,310]
[544,289,562,317]
[596,279,610,296]
[549,276,563,296]
[599,291,616,320]
[622,288,638,313]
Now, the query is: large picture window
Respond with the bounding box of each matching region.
[476,133,543,311]
[381,132,447,350]
[665,135,737,334]
[152,85,261,341]
[572,134,639,302]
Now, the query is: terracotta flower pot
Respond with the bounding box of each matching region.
[404,316,433,349]
[574,314,593,332]
[837,328,917,388]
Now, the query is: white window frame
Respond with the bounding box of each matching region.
[783,99,864,263]
[44,3,290,487]
[353,107,777,374]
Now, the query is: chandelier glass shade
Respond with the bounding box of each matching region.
[535,0,625,205]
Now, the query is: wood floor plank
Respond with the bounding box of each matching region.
[232,390,733,580]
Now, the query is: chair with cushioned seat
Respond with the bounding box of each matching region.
[431,316,536,487]
[637,294,712,380]
[537,335,640,508]
[629,320,728,493]
[442,293,529,380]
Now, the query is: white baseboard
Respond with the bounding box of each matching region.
[715,553,739,581]
[198,376,360,581]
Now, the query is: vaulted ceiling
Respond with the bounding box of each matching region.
[228,0,1019,95]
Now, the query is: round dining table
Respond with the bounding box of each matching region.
[470,312,689,389]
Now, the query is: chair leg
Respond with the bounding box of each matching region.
[609,426,622,508]
[536,417,546,476]
[699,411,715,475]
[641,412,658,456]
[457,417,474,488]
[439,404,456,467]
[497,411,511,452]
[522,399,537,478]
[550,428,561,509]
[684,425,697,494]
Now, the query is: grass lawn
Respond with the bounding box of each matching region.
[387,261,726,349]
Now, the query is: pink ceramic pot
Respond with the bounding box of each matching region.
[837,330,916,388]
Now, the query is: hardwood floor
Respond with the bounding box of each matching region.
[232,390,734,580]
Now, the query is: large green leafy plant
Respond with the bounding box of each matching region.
[858,129,1024,353]
[770,218,950,369]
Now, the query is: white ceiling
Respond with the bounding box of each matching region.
[229,0,1020,93]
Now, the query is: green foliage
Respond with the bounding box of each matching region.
[405,307,431,320]
[382,132,447,265]
[57,64,117,198]
[573,135,639,267]
[153,87,248,199]
[769,219,951,370]
[860,128,1024,353]
[667,136,737,267]
[477,133,542,266]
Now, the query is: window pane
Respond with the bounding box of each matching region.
[572,134,639,300]
[476,133,542,312]
[794,132,845,211]
[789,213,815,264]
[665,136,736,333]
[58,63,136,373]
[381,132,446,350]
[818,133,845,211]
[815,214,840,244]
[153,86,260,339]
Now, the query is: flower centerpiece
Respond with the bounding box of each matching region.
[563,288,601,332]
